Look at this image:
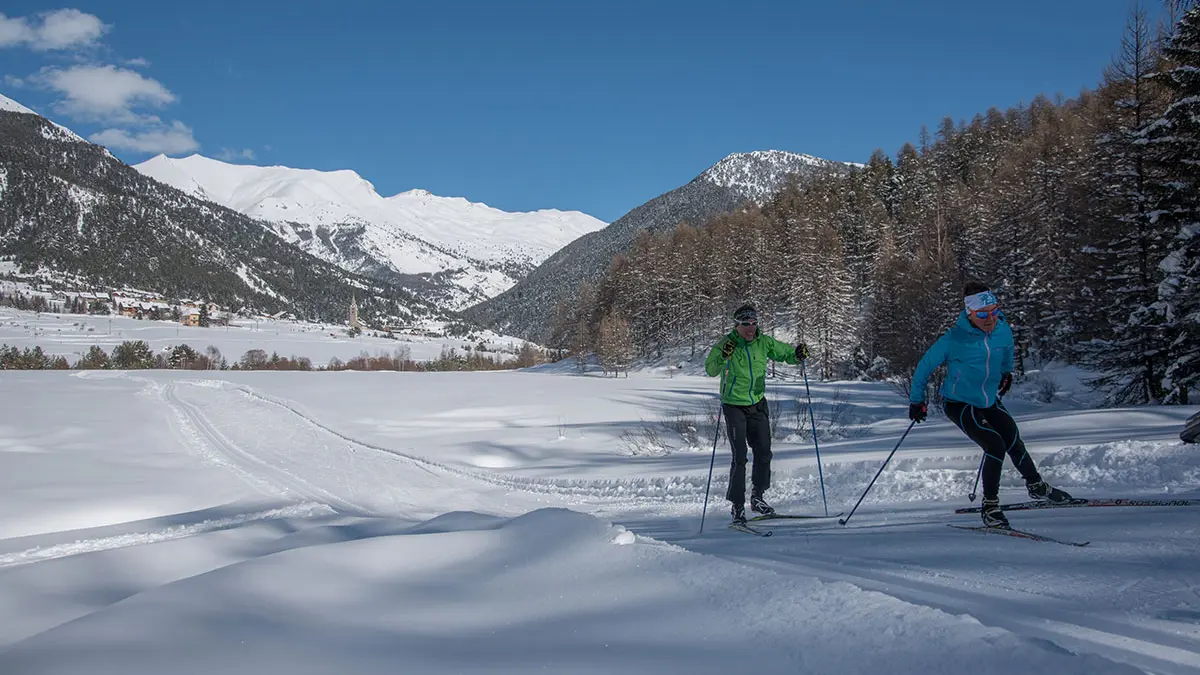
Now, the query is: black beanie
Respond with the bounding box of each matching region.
[733,304,757,322]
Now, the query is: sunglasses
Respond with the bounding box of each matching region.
[737,320,757,327]
[972,308,1000,319]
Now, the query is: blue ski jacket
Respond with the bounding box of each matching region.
[910,311,1014,408]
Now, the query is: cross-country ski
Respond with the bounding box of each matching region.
[747,512,844,522]
[954,497,1200,513]
[729,522,773,536]
[947,524,1090,547]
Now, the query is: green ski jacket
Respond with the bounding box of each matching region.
[704,329,800,406]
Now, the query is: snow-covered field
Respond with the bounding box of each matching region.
[0,306,524,365]
[2,313,1199,673]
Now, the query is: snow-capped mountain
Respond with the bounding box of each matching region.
[0,93,88,145]
[135,155,607,310]
[464,150,854,342]
[701,150,851,204]
[0,92,431,325]
[0,93,36,115]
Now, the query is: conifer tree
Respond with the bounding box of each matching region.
[1149,6,1200,402]
[1080,5,1175,402]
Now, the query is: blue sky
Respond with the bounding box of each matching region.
[0,1,1159,222]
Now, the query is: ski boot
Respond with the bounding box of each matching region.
[750,493,775,517]
[981,498,1010,529]
[731,503,747,525]
[1027,480,1073,504]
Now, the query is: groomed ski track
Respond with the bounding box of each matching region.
[37,375,1197,675]
[719,539,1200,674]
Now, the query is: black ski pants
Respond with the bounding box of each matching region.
[723,398,772,505]
[944,398,1041,501]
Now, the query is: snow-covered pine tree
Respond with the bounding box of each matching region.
[1079,5,1175,403]
[891,142,933,255]
[1148,6,1200,403]
[836,162,890,316]
[772,179,858,379]
[808,221,856,379]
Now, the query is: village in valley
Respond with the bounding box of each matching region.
[0,259,383,332]
[0,260,548,373]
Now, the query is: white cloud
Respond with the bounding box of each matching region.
[5,10,201,159]
[217,147,256,162]
[0,9,107,51]
[90,121,199,155]
[0,15,29,48]
[33,64,175,123]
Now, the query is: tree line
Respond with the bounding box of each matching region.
[552,3,1199,404]
[0,341,547,372]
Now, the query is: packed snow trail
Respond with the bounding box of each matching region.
[146,376,1200,674]
[622,498,1200,675]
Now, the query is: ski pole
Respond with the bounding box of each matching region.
[968,453,985,502]
[700,358,731,534]
[801,360,829,517]
[839,420,916,526]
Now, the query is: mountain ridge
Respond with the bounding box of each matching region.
[135,153,607,310]
[0,93,431,325]
[462,149,854,342]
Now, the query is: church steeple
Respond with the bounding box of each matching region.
[348,293,360,330]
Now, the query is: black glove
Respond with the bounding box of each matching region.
[720,340,736,359]
[908,402,927,423]
[794,342,809,360]
[998,372,1013,397]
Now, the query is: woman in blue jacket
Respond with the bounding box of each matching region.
[909,281,1072,528]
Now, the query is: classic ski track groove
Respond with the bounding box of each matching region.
[163,381,367,515]
[718,546,1200,675]
[211,381,735,503]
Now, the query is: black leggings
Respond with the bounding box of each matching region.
[944,399,1041,500]
[723,399,772,504]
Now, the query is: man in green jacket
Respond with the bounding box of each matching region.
[705,304,809,524]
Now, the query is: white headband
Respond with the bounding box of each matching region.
[964,291,998,311]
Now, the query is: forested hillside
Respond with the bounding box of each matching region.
[562,6,1199,405]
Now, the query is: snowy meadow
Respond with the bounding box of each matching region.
[1,310,1199,674]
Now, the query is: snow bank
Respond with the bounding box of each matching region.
[1,508,1139,675]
